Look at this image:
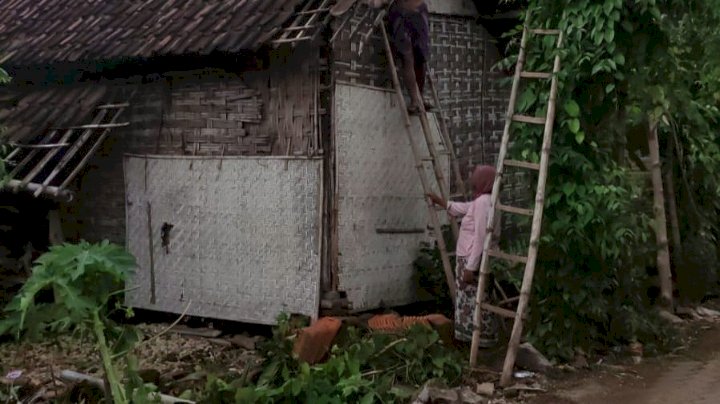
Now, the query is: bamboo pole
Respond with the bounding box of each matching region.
[428,73,468,200]
[40,107,127,197]
[648,121,673,308]
[380,23,456,302]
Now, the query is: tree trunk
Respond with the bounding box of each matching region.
[647,122,673,308]
[664,136,682,259]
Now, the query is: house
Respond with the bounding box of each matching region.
[0,0,514,324]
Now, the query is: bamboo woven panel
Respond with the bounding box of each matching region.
[124,155,322,325]
[334,84,449,311]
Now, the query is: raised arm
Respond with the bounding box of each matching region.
[426,193,470,217]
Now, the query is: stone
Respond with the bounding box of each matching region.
[229,334,258,350]
[696,306,720,318]
[572,353,589,369]
[476,382,495,396]
[516,342,552,373]
[658,309,685,324]
[412,384,488,404]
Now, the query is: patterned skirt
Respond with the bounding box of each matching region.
[454,257,498,346]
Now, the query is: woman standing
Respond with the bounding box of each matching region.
[427,165,499,347]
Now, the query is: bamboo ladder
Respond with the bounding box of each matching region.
[468,25,564,387]
[377,21,459,302]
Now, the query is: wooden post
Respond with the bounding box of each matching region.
[647,121,673,308]
[48,208,65,246]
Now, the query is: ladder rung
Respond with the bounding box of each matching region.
[504,159,540,170]
[498,203,534,216]
[498,296,520,306]
[530,28,561,35]
[512,114,546,125]
[479,303,524,319]
[520,71,552,79]
[488,249,528,264]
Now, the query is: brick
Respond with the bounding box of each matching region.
[292,317,342,364]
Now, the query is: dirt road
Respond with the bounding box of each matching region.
[535,322,720,404]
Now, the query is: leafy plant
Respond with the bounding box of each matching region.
[413,225,456,317]
[0,241,141,404]
[477,0,720,359]
[198,315,462,403]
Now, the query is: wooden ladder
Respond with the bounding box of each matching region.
[378,22,459,302]
[468,25,564,387]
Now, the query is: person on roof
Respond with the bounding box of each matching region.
[386,0,433,115]
[427,165,500,348]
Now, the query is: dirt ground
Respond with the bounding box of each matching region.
[529,314,720,404]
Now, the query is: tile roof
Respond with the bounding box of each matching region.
[0,0,306,66]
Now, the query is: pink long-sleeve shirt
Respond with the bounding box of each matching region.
[447,194,492,272]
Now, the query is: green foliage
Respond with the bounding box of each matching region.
[490,0,720,359]
[413,226,456,317]
[0,241,136,338]
[0,241,145,404]
[198,315,462,403]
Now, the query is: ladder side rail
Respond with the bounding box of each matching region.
[428,73,468,200]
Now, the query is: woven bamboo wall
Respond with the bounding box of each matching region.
[331,12,510,178]
[62,45,323,245]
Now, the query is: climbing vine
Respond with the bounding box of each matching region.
[494,0,720,359]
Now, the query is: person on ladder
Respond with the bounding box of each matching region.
[385,0,434,114]
[427,165,499,348]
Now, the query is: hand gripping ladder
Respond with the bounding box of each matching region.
[468,25,564,387]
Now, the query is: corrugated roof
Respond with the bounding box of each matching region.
[0,0,306,66]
